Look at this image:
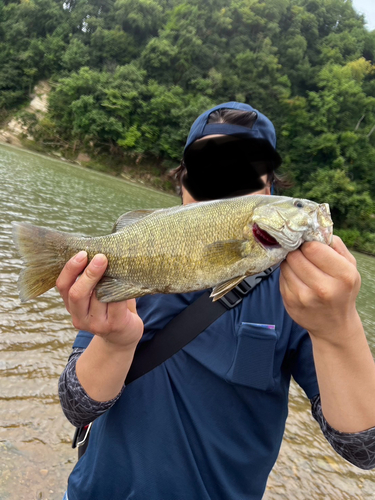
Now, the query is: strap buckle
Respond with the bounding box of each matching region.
[218,289,243,310]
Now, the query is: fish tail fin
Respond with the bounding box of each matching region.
[12,222,72,302]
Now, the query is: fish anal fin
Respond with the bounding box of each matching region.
[210,276,247,301]
[112,209,156,233]
[95,276,146,303]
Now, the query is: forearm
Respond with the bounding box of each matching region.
[311,311,375,433]
[75,335,138,402]
[59,348,125,427]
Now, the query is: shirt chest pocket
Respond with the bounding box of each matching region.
[226,323,277,391]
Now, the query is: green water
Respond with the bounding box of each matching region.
[0,143,374,499]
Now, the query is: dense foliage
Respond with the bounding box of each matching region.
[1,0,375,252]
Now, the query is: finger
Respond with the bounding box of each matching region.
[85,292,109,331]
[330,236,357,267]
[106,300,144,342]
[107,300,131,329]
[279,261,312,316]
[69,254,108,319]
[298,241,357,279]
[126,299,137,315]
[56,251,88,310]
[284,247,329,290]
[280,259,311,298]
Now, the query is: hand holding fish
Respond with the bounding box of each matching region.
[279,236,361,342]
[280,236,375,434]
[56,251,144,350]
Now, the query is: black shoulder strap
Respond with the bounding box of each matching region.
[125,265,278,384]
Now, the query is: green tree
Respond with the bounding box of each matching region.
[113,0,164,42]
[62,38,90,71]
[304,168,375,232]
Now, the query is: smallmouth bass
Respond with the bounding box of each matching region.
[12,195,333,303]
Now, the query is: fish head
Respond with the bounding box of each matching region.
[251,197,333,252]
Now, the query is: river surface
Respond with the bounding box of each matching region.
[0,143,374,500]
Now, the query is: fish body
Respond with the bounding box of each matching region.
[12,195,333,303]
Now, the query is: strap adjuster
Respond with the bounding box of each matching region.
[217,267,274,309]
[218,289,243,310]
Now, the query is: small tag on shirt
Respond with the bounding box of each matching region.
[246,323,276,330]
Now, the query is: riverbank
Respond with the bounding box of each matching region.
[0,130,177,195]
[0,142,179,208]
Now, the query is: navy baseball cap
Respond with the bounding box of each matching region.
[184,102,280,155]
[182,102,282,200]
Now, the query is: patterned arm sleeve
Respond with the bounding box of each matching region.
[58,348,125,427]
[311,395,375,470]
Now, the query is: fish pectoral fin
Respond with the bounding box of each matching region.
[203,240,246,267]
[95,277,146,302]
[112,209,157,233]
[210,276,247,301]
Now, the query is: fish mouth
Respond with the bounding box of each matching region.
[253,223,281,248]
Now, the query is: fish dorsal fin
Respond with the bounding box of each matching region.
[210,276,247,301]
[112,209,157,233]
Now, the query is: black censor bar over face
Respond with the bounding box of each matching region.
[183,136,279,201]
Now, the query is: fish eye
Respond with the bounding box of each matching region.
[294,200,304,208]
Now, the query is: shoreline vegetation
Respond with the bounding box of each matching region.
[1,0,374,256]
[0,85,178,195]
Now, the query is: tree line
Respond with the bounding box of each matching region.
[1,0,374,253]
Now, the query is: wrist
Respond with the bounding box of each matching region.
[308,308,363,348]
[95,333,141,355]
